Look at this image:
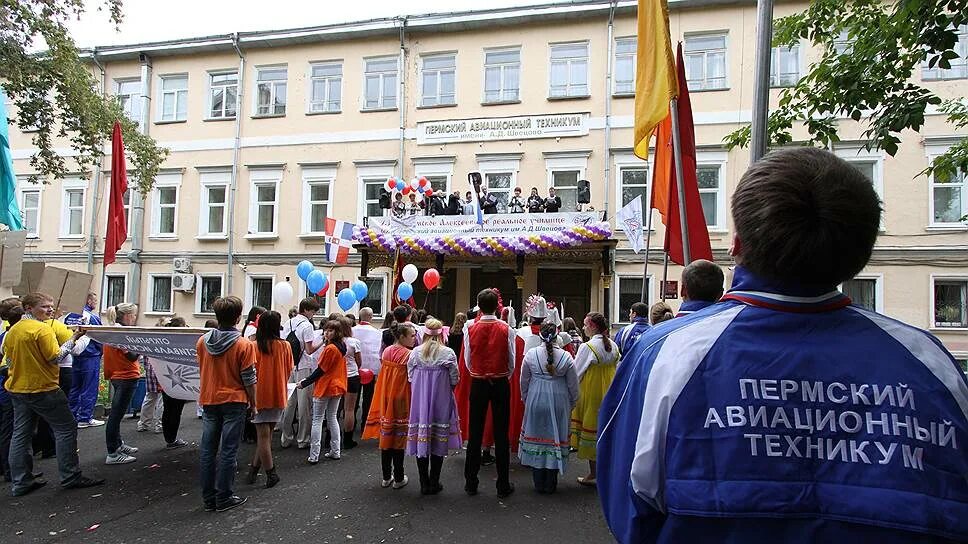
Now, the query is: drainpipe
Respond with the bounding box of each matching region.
[397,18,407,179]
[603,0,616,221]
[87,49,106,275]
[126,53,151,306]
[227,33,245,293]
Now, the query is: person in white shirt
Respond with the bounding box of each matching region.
[338,318,363,450]
[352,307,383,439]
[278,298,322,449]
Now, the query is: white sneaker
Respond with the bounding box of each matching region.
[381,479,393,488]
[117,444,139,455]
[136,425,148,432]
[153,426,163,434]
[88,419,105,427]
[392,475,409,489]
[105,452,137,465]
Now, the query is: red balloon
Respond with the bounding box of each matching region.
[418,176,429,188]
[359,368,374,386]
[425,188,434,197]
[317,280,329,296]
[386,178,396,190]
[423,268,441,290]
[402,186,411,195]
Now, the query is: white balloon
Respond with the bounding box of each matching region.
[410,177,420,190]
[402,264,419,284]
[272,281,294,306]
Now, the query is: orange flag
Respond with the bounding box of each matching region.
[650,114,674,224]
[633,0,678,160]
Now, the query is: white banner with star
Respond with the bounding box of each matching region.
[84,326,207,401]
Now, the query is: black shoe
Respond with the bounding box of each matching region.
[245,465,259,485]
[464,479,478,496]
[39,451,55,459]
[429,483,443,495]
[497,483,515,499]
[480,451,495,466]
[11,479,46,496]
[63,475,105,490]
[216,496,247,512]
[265,469,280,489]
[203,502,216,512]
[343,433,358,450]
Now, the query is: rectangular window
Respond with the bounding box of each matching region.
[841,278,878,312]
[552,170,580,213]
[158,75,188,122]
[116,79,141,124]
[362,178,386,219]
[363,57,398,110]
[256,66,288,116]
[833,30,853,56]
[614,37,636,95]
[484,48,521,103]
[931,168,967,225]
[617,276,650,323]
[304,286,328,316]
[252,183,277,234]
[923,25,968,81]
[61,187,85,237]
[421,54,456,107]
[549,42,589,98]
[150,275,173,313]
[697,165,723,227]
[104,275,126,309]
[122,189,132,234]
[303,173,332,235]
[251,277,273,310]
[20,189,40,238]
[684,33,728,91]
[208,71,238,119]
[198,276,224,314]
[199,171,230,237]
[934,279,968,328]
[620,167,649,224]
[309,62,342,113]
[770,44,800,87]
[360,277,385,316]
[151,177,179,237]
[485,173,512,213]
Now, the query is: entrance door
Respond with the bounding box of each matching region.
[469,269,521,318]
[538,268,592,324]
[410,269,457,326]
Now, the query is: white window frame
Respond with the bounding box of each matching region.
[207,70,238,120]
[297,277,330,316]
[483,47,521,103]
[477,154,522,214]
[359,275,388,316]
[684,32,729,91]
[16,178,42,239]
[196,274,226,315]
[146,273,174,316]
[412,157,455,194]
[60,177,87,239]
[101,273,128,311]
[839,273,884,314]
[362,56,399,111]
[545,152,589,213]
[922,25,967,81]
[156,74,188,122]
[247,168,282,237]
[197,169,231,239]
[613,274,654,325]
[356,162,396,224]
[245,274,277,311]
[930,274,968,330]
[613,36,637,95]
[301,165,336,236]
[548,41,590,98]
[307,61,343,114]
[253,65,288,117]
[150,171,181,238]
[420,53,457,107]
[769,42,802,87]
[613,152,654,242]
[834,146,886,230]
[926,142,968,229]
[115,78,142,124]
[696,150,729,232]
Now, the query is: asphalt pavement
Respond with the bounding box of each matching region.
[0,408,613,543]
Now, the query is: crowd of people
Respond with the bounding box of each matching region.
[391,185,569,218]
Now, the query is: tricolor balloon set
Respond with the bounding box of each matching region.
[396,263,441,301]
[270,260,372,312]
[387,176,434,201]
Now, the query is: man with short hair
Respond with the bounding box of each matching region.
[544,187,562,213]
[64,292,104,428]
[598,148,968,543]
[6,293,103,496]
[352,307,382,443]
[677,259,725,317]
[279,298,321,449]
[197,295,257,512]
[381,304,421,351]
[480,186,499,215]
[614,302,650,355]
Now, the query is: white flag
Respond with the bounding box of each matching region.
[617,194,644,254]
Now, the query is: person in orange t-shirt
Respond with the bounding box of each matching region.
[245,311,293,489]
[102,303,142,466]
[196,296,257,513]
[298,317,348,464]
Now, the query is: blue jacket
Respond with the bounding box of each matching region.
[674,299,715,317]
[598,267,968,544]
[615,317,650,355]
[63,305,102,359]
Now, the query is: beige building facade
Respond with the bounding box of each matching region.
[7,0,968,362]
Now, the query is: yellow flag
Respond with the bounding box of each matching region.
[634,0,678,160]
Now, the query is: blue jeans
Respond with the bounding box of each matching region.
[69,356,101,422]
[8,390,82,494]
[106,379,137,454]
[200,402,247,505]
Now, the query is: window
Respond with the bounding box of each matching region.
[248,169,281,236]
[484,48,520,103]
[770,44,800,87]
[362,178,386,220]
[616,276,651,323]
[19,186,40,238]
[552,171,579,212]
[413,158,455,197]
[934,278,967,328]
[255,66,287,116]
[363,57,398,110]
[198,170,230,237]
[116,79,141,123]
[122,189,132,234]
[303,285,328,316]
[60,179,86,238]
[302,166,335,235]
[697,164,723,228]
[250,277,273,310]
[956,357,968,375]
[930,168,967,225]
[620,167,649,224]
[614,37,636,95]
[197,275,224,314]
[684,33,728,91]
[149,275,173,314]
[833,30,853,56]
[158,75,188,122]
[421,54,456,107]
[923,25,967,80]
[151,172,180,237]
[309,62,342,113]
[208,71,238,119]
[485,173,513,213]
[841,277,879,312]
[549,42,589,98]
[103,275,126,309]
[357,162,395,223]
[360,276,385,315]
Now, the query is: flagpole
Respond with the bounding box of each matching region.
[669,97,691,266]
[661,251,670,301]
[640,186,655,304]
[750,0,775,163]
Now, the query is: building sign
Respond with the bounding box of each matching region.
[662,280,679,300]
[367,211,605,239]
[416,113,589,145]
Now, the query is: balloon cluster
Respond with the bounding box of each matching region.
[295,260,371,312]
[386,176,435,201]
[396,264,441,302]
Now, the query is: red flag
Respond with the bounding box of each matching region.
[662,43,712,266]
[390,253,415,308]
[103,121,128,266]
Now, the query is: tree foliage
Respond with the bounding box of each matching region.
[724,0,967,185]
[0,0,168,193]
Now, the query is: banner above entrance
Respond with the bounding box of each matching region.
[416,113,589,145]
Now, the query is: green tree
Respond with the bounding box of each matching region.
[724,0,967,194]
[0,0,168,193]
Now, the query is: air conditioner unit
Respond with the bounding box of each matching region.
[173,257,192,273]
[172,274,195,292]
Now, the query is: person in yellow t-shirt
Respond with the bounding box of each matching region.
[33,317,78,458]
[5,293,104,497]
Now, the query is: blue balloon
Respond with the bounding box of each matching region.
[307,270,325,293]
[337,288,356,312]
[296,260,314,281]
[417,185,426,193]
[395,180,405,191]
[397,282,413,301]
[351,280,369,302]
